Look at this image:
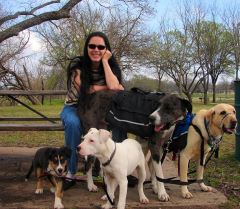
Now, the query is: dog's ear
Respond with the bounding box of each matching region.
[205,108,214,122]
[99,129,111,142]
[47,148,56,160]
[88,127,98,133]
[180,98,192,113]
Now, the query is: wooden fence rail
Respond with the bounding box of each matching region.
[0,90,66,131]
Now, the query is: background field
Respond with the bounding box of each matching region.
[0,95,239,208]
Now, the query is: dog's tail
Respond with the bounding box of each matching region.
[25,161,34,182]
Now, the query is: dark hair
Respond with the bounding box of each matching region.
[76,31,122,102]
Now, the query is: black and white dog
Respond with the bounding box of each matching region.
[25,146,71,209]
[77,90,192,201]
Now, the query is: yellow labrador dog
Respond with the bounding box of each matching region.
[179,103,237,198]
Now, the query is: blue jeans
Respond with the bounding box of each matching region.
[60,104,82,175]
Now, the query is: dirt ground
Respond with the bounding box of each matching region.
[0,146,228,209]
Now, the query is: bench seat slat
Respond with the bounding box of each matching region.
[0,123,64,131]
[0,117,61,121]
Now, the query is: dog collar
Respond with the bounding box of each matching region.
[102,142,116,167]
[204,118,223,148]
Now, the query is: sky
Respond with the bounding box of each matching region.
[21,0,240,50]
[1,0,240,73]
[2,0,240,38]
[148,0,239,31]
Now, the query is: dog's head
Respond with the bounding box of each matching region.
[205,103,237,134]
[78,128,111,156]
[47,146,72,177]
[149,94,192,132]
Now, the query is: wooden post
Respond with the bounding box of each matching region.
[41,78,44,105]
[235,80,240,161]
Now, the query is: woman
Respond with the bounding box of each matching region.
[60,31,127,190]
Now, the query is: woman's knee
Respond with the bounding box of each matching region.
[64,116,81,128]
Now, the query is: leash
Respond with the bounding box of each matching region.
[102,177,115,206]
[161,136,172,164]
[160,118,186,164]
[161,112,194,164]
[156,176,198,185]
[155,120,221,186]
[156,142,222,186]
[101,143,117,206]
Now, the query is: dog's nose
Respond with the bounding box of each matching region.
[76,146,80,152]
[58,168,63,174]
[231,120,237,128]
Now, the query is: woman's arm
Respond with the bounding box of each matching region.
[74,69,81,90]
[102,50,124,90]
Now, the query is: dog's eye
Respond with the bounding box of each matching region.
[60,157,66,164]
[52,157,58,163]
[90,139,94,143]
[220,111,226,115]
[233,110,236,114]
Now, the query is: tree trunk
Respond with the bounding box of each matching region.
[212,81,216,103]
[186,92,192,104]
[203,91,208,105]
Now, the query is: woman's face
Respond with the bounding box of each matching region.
[87,36,106,62]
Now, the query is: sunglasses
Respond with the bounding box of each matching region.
[88,44,106,50]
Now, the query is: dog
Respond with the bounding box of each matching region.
[25,146,71,209]
[77,90,192,201]
[78,128,149,209]
[179,103,237,198]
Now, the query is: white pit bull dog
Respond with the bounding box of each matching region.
[78,128,149,209]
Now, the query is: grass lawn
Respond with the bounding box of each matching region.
[0,98,239,208]
[0,100,64,146]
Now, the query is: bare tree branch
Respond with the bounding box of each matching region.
[0,1,61,26]
[0,0,82,43]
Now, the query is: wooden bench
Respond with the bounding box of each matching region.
[0,123,64,131]
[0,90,66,132]
[0,117,64,131]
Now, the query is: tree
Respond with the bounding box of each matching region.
[200,21,233,103]
[0,0,82,43]
[0,0,83,104]
[138,33,166,91]
[34,1,153,89]
[222,5,240,81]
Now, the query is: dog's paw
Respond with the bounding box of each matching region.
[101,195,107,200]
[200,184,213,192]
[101,202,112,209]
[35,188,43,194]
[182,191,193,199]
[54,197,64,209]
[152,183,158,194]
[158,192,170,202]
[181,186,193,199]
[88,183,98,192]
[139,195,149,204]
[50,187,56,193]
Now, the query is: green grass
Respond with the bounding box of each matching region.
[203,135,240,208]
[0,97,239,208]
[0,100,64,146]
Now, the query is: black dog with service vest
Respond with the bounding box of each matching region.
[77,88,192,201]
